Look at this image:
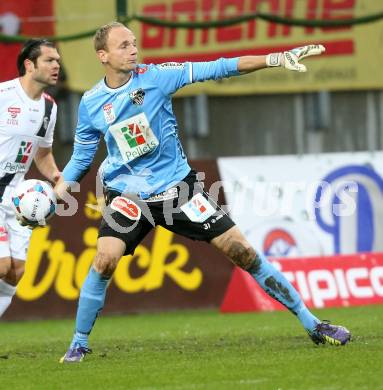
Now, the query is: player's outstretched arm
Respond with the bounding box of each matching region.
[54,180,70,202]
[34,146,62,184]
[238,44,325,74]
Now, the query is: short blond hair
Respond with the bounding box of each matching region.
[93,21,125,51]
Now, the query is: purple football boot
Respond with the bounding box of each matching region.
[309,321,351,346]
[60,344,92,363]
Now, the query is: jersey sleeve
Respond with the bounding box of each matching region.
[62,98,100,183]
[151,62,193,95]
[152,58,240,95]
[38,103,57,148]
[190,57,240,83]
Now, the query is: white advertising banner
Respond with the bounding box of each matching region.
[217,152,383,258]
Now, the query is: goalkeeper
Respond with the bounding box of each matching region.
[58,22,351,363]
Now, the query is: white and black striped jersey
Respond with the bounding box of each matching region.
[0,78,57,207]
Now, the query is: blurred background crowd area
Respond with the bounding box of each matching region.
[1,0,383,167]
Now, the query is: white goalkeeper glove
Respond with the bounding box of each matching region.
[266,44,325,72]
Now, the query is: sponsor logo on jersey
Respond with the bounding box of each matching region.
[158,62,184,70]
[8,107,21,118]
[16,141,33,163]
[109,113,159,163]
[119,123,158,161]
[7,106,21,125]
[145,187,178,202]
[180,193,216,223]
[123,123,147,148]
[110,196,142,220]
[129,88,145,105]
[103,103,116,124]
[1,162,26,173]
[0,226,8,242]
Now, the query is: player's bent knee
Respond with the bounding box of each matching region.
[225,240,256,270]
[93,251,120,277]
[0,257,12,279]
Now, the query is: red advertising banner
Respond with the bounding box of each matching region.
[0,0,54,81]
[221,253,383,312]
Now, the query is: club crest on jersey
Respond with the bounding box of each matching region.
[103,103,116,124]
[43,116,49,130]
[110,196,141,220]
[129,89,145,105]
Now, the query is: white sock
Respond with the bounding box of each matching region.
[0,279,17,317]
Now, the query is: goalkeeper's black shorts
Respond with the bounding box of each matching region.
[98,169,235,255]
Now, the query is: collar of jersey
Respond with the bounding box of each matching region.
[102,72,134,94]
[16,78,44,104]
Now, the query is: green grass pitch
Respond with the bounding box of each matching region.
[0,305,381,389]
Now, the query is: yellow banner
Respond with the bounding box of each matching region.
[55,0,115,92]
[56,0,383,94]
[17,224,202,301]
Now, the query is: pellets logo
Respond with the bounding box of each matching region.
[122,123,147,148]
[15,141,33,163]
[109,113,159,163]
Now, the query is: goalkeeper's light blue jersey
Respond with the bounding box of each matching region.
[62,58,240,198]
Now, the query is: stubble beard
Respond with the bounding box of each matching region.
[34,73,57,88]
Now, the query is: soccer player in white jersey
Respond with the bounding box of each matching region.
[59,22,351,363]
[0,39,62,318]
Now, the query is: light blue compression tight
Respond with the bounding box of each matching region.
[70,267,109,348]
[70,252,319,348]
[247,252,319,332]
